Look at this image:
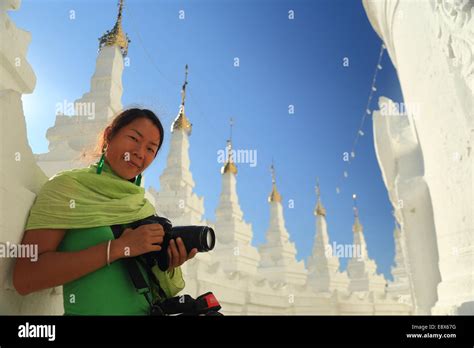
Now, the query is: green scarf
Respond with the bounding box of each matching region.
[25,161,156,230]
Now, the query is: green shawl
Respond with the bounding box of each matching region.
[25,162,155,230]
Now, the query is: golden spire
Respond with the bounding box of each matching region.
[314,178,326,216]
[98,0,130,57]
[221,118,237,175]
[268,160,282,203]
[172,64,192,135]
[352,194,363,233]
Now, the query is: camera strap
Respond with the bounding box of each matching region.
[157,292,222,315]
[110,224,163,307]
[136,256,168,301]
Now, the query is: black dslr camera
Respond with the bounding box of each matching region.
[129,215,216,271]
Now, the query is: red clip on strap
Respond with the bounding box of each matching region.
[203,293,220,309]
[195,292,221,314]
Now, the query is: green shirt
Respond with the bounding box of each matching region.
[58,225,184,315]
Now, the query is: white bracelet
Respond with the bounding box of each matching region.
[107,240,112,266]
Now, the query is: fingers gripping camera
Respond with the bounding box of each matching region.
[130,215,216,271]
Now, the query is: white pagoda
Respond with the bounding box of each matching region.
[258,163,307,286]
[387,221,413,306]
[147,65,206,226]
[35,0,129,177]
[306,180,349,292]
[211,125,261,276]
[346,195,387,293]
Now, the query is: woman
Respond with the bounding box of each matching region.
[13,108,197,315]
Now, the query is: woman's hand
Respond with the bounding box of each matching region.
[167,237,198,271]
[112,224,164,260]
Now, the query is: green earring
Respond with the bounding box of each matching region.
[135,173,142,186]
[96,146,107,174]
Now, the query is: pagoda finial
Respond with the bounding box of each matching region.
[268,159,282,203]
[98,0,130,57]
[118,0,123,19]
[352,194,363,233]
[271,159,276,184]
[221,119,238,175]
[172,64,192,134]
[314,177,326,216]
[353,194,358,218]
[181,64,188,106]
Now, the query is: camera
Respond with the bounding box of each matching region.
[130,215,216,271]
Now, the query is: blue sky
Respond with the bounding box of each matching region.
[12,0,405,281]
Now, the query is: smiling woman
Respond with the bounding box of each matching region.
[13,108,197,315]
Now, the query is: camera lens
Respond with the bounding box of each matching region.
[169,226,216,253]
[202,227,215,251]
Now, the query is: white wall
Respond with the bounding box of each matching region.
[0,0,63,314]
[363,0,473,314]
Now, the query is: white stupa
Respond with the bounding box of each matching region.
[148,65,206,226]
[306,180,349,292]
[35,0,129,177]
[145,65,216,299]
[347,195,387,293]
[211,126,261,276]
[258,163,307,286]
[387,220,413,306]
